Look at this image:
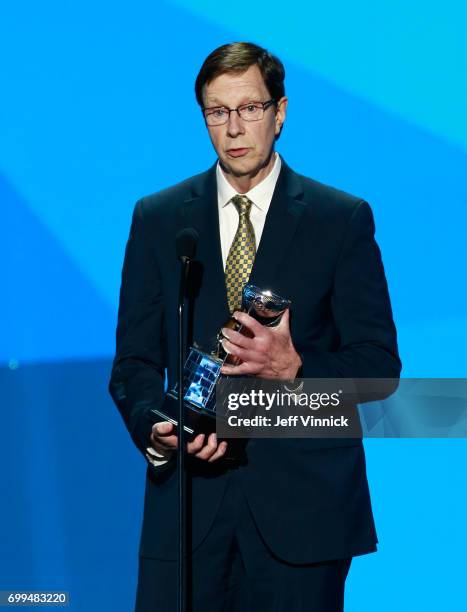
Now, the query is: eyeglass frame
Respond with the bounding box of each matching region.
[202,99,277,125]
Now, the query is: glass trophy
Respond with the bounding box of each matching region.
[150,284,291,436]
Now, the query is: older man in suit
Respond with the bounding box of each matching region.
[109,42,401,612]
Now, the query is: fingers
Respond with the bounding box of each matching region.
[193,432,218,460]
[186,433,205,454]
[191,432,228,462]
[220,326,253,349]
[232,311,263,336]
[221,361,259,376]
[151,422,228,463]
[221,329,267,364]
[151,421,177,446]
[220,322,256,361]
[222,311,280,363]
[154,421,174,435]
[207,440,228,462]
[221,338,249,361]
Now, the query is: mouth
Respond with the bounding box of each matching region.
[226,148,249,158]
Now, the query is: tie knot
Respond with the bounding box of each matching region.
[231,194,253,217]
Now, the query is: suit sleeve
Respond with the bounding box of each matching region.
[109,198,173,472]
[299,200,402,380]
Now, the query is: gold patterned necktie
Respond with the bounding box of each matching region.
[225,194,257,313]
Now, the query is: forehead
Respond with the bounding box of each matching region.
[203,64,269,106]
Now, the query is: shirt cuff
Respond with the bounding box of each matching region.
[145,446,172,467]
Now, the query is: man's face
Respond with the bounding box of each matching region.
[202,64,287,181]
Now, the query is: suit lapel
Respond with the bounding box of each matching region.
[177,157,306,321]
[249,159,306,290]
[178,163,231,324]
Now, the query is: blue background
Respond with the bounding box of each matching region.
[1,1,466,609]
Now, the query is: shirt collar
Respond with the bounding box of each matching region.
[216,152,282,211]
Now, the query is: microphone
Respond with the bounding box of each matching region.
[176,228,199,263]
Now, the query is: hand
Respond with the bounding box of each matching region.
[220,308,302,379]
[150,421,228,463]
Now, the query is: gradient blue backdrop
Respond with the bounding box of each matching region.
[1,1,466,610]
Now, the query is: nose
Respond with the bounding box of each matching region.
[226,110,245,137]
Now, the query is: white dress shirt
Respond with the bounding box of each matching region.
[217,152,282,268]
[146,152,282,466]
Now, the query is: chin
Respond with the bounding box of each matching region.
[222,157,256,177]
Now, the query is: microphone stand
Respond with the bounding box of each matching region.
[177,255,190,612]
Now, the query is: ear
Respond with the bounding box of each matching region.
[274,97,288,136]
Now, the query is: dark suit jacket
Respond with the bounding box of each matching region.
[109,157,401,564]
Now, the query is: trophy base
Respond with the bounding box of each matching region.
[150,392,216,438]
[150,392,248,462]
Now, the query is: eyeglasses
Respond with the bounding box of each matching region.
[203,99,276,126]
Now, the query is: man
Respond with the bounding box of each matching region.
[109,42,401,611]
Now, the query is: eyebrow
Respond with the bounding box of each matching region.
[204,97,264,108]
